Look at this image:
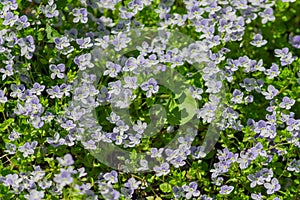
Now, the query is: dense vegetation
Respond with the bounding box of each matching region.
[0,0,300,199]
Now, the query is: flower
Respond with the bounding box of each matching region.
[2,0,18,10]
[133,120,147,134]
[123,57,138,72]
[265,63,280,79]
[231,89,243,104]
[18,141,38,157]
[111,32,131,51]
[30,83,45,95]
[74,53,94,70]
[140,78,159,97]
[0,89,7,103]
[4,143,16,154]
[113,120,129,135]
[103,61,122,78]
[182,182,200,199]
[38,178,52,190]
[49,64,65,79]
[274,47,295,66]
[57,154,74,166]
[264,178,281,194]
[124,177,141,190]
[24,189,44,200]
[41,0,59,18]
[16,15,30,30]
[2,12,18,27]
[189,86,203,100]
[54,36,71,50]
[153,162,170,176]
[46,132,65,147]
[259,8,275,24]
[124,76,138,89]
[94,35,110,49]
[237,151,252,169]
[60,83,71,97]
[76,37,93,49]
[103,170,118,184]
[8,130,21,141]
[54,168,74,187]
[289,35,300,48]
[250,34,267,47]
[282,0,296,2]
[220,185,234,195]
[149,148,164,158]
[137,159,149,171]
[196,101,218,123]
[97,0,121,10]
[261,85,279,100]
[72,8,88,23]
[0,64,13,80]
[279,96,295,110]
[17,36,35,59]
[250,59,265,72]
[205,80,222,93]
[251,193,263,200]
[60,120,76,131]
[136,41,153,56]
[248,172,264,188]
[81,140,97,150]
[46,85,64,99]
[287,159,300,172]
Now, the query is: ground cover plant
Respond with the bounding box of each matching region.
[0,0,300,199]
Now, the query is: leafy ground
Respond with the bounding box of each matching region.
[1,0,300,199]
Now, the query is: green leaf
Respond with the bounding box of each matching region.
[146,174,155,183]
[46,24,61,42]
[46,24,52,41]
[0,104,4,112]
[159,183,172,193]
[177,90,197,125]
[167,106,181,125]
[37,31,44,41]
[130,149,137,160]
[0,118,14,132]
[169,179,178,185]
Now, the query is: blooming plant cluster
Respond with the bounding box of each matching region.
[0,0,300,199]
